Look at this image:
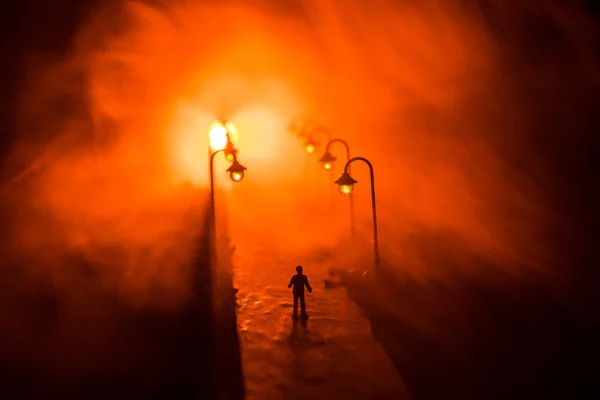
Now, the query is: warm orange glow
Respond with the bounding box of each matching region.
[5,5,595,394]
[338,184,354,196]
[4,0,581,329]
[225,122,239,143]
[209,123,228,151]
[230,170,245,182]
[289,120,302,136]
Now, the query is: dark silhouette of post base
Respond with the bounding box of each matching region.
[209,148,224,281]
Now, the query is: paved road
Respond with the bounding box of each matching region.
[231,239,412,399]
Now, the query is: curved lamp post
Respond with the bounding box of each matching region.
[319,138,355,239]
[210,149,247,224]
[208,122,247,264]
[334,157,379,270]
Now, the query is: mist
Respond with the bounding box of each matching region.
[1,0,597,318]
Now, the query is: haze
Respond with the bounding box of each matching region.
[1,0,597,311]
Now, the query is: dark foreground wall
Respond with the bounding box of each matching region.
[0,204,240,398]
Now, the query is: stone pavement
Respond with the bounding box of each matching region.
[231,242,412,399]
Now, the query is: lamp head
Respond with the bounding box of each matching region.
[334,172,357,196]
[224,140,238,162]
[319,151,337,170]
[305,138,317,154]
[227,160,247,182]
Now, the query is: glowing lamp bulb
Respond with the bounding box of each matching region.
[227,159,247,183]
[209,123,228,151]
[224,140,238,162]
[338,184,354,196]
[334,172,357,196]
[319,151,336,170]
[230,170,244,182]
[306,144,315,154]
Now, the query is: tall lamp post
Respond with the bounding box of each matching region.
[334,157,379,270]
[208,122,247,263]
[319,138,355,240]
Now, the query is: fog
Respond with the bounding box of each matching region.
[1,0,597,313]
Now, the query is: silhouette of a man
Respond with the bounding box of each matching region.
[288,265,312,319]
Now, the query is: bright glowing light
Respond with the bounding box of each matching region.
[305,144,315,154]
[227,159,247,183]
[324,162,332,170]
[226,153,235,161]
[225,122,238,143]
[209,123,228,150]
[230,170,245,182]
[338,184,354,196]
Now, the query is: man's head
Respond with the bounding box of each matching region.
[296,265,303,274]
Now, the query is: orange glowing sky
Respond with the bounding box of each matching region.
[2,0,597,304]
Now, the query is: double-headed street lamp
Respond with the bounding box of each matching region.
[334,157,379,270]
[319,138,355,239]
[208,121,247,264]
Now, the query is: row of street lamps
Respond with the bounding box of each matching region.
[290,118,380,270]
[206,117,380,271]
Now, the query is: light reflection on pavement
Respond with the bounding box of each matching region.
[232,243,412,399]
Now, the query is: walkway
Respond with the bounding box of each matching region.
[232,240,412,399]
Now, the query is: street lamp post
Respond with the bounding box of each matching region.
[208,122,246,267]
[319,138,355,240]
[334,157,380,270]
[209,151,246,241]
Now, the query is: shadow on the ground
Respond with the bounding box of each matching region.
[342,236,595,399]
[288,318,309,344]
[212,204,246,399]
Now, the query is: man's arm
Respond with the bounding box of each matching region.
[288,276,294,288]
[305,277,312,293]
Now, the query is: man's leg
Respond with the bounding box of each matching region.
[293,294,298,316]
[300,294,306,316]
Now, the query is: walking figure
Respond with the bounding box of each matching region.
[288,265,312,319]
